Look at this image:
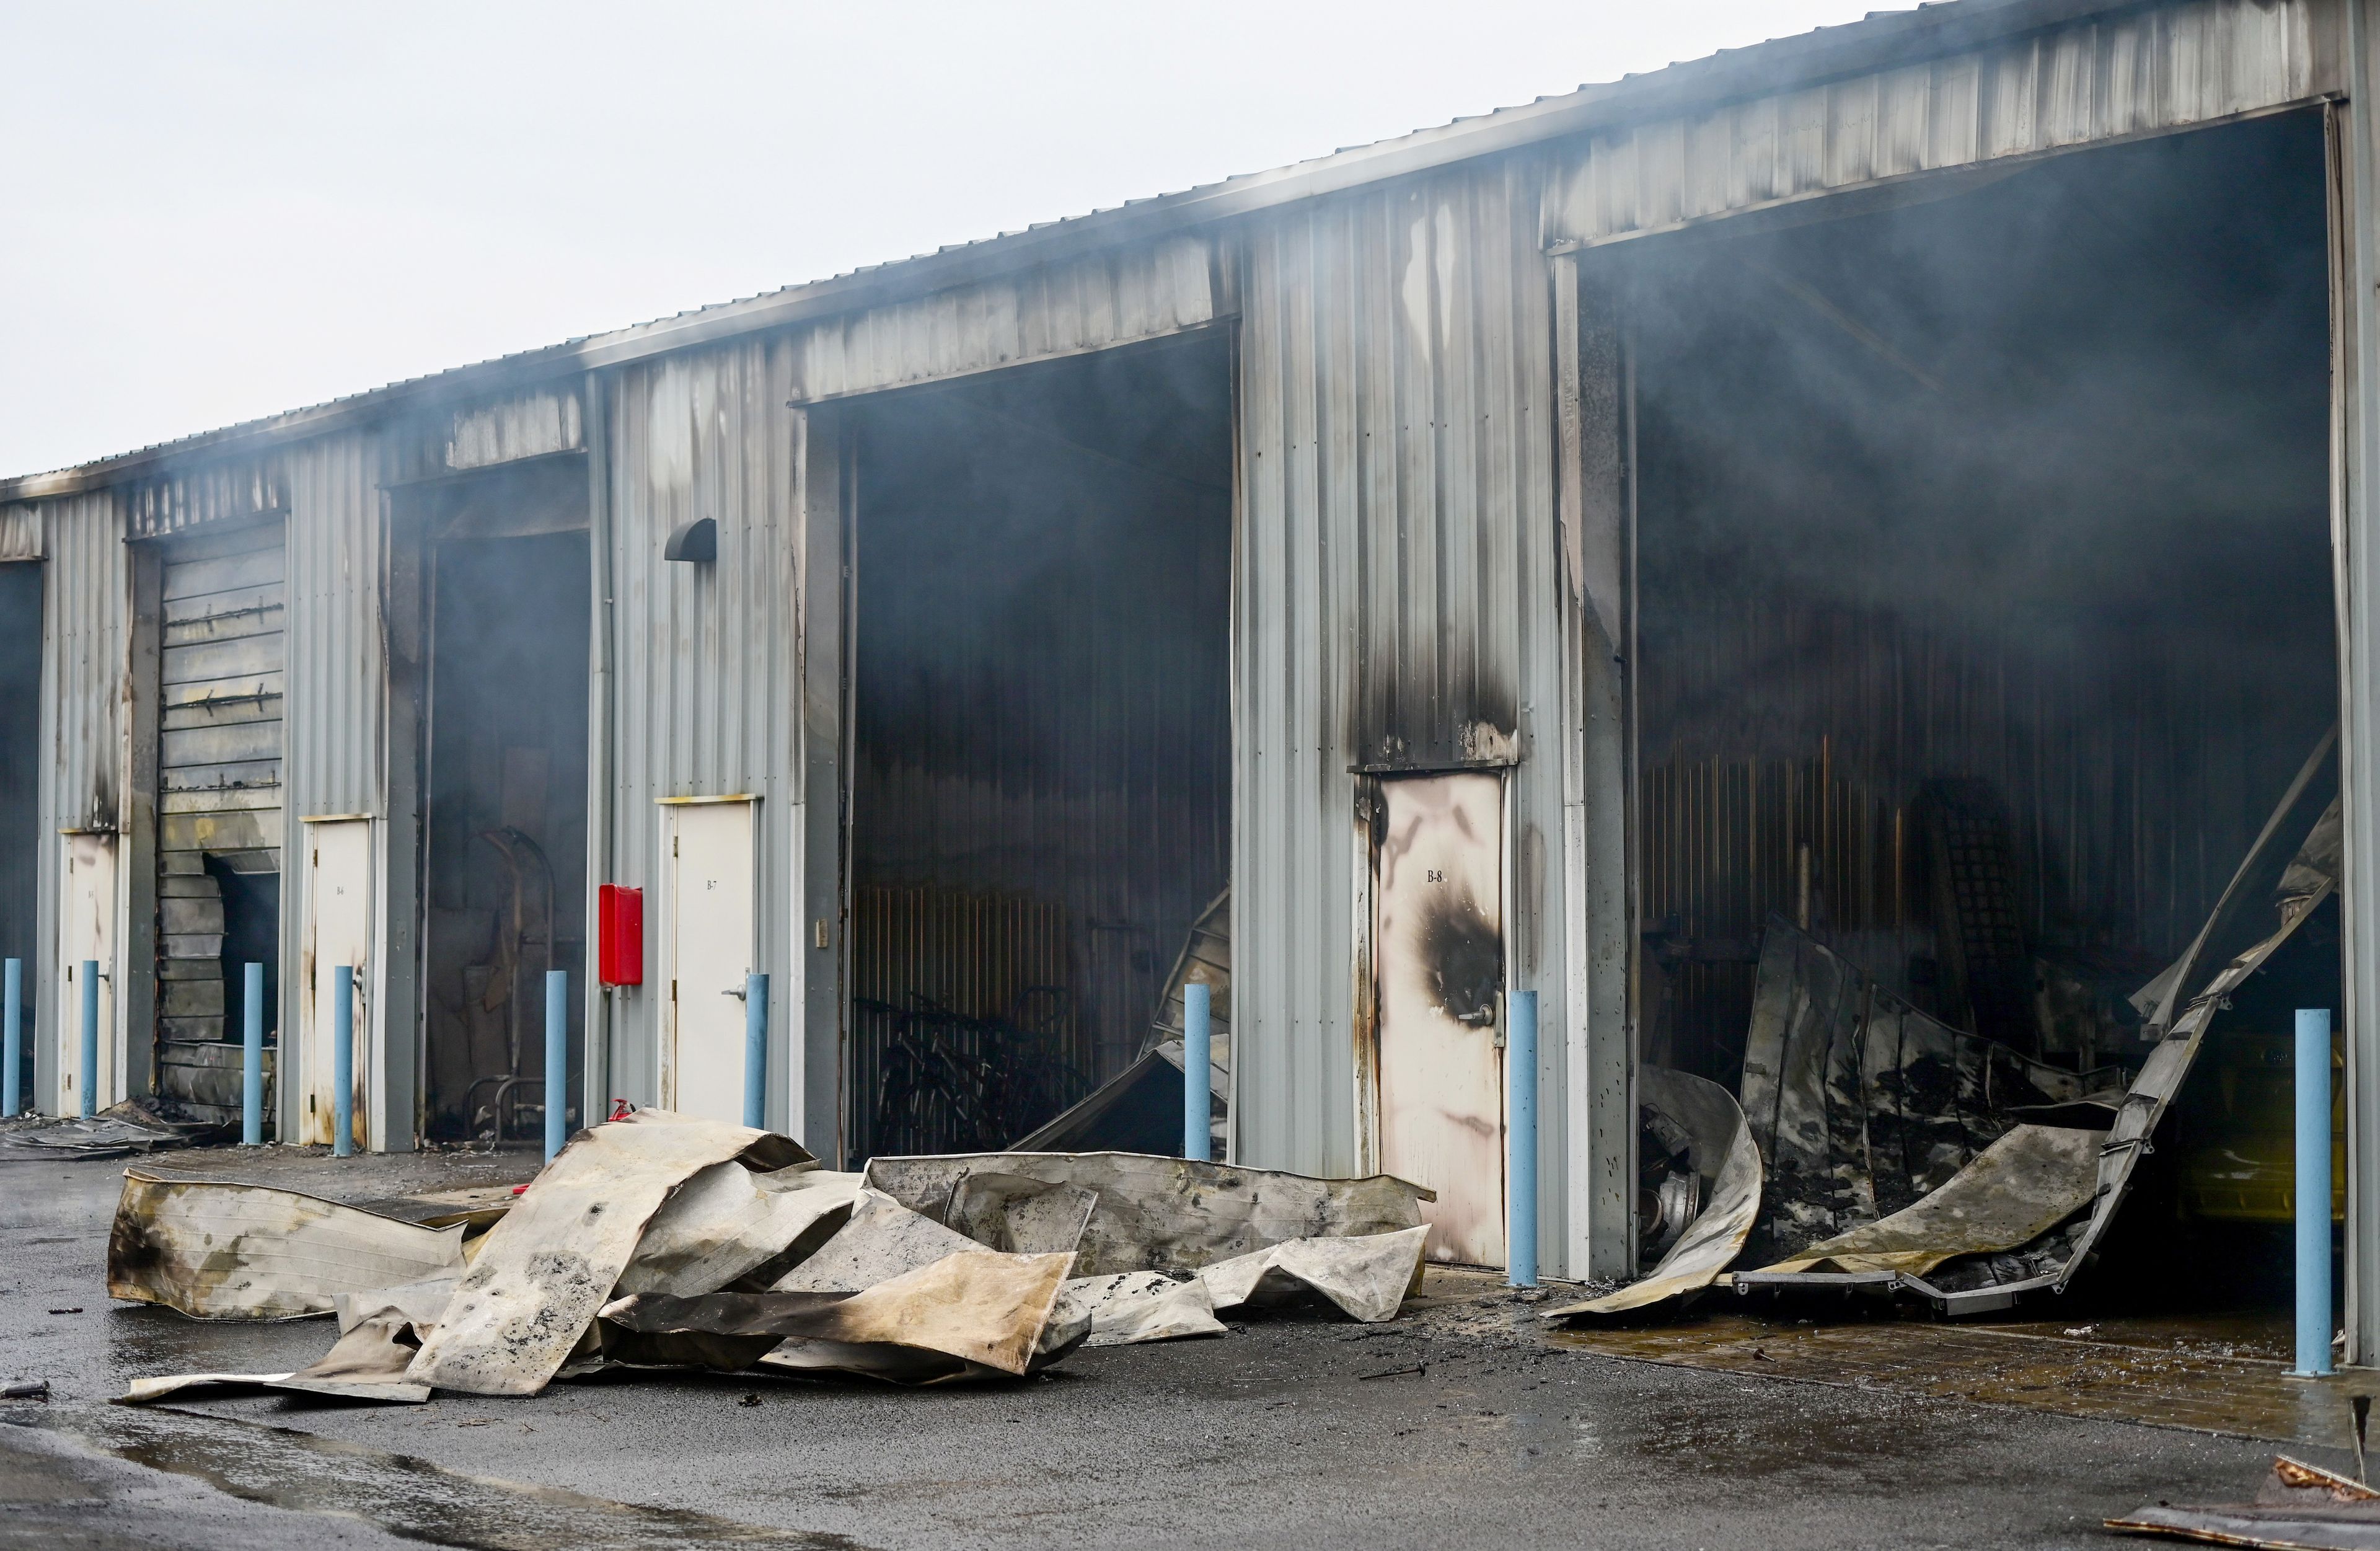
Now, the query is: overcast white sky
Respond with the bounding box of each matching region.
[0,1,1883,476]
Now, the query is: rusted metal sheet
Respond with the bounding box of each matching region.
[1545,0,2328,251]
[785,236,1217,404]
[1371,772,1507,1266]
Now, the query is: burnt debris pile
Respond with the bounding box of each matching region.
[105,1115,1435,1404]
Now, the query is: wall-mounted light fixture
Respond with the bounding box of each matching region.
[664,516,717,563]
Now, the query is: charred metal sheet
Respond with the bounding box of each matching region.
[943,1173,1098,1255]
[610,1163,858,1297]
[862,1151,1430,1276]
[1197,1226,1428,1323]
[2109,1454,2380,1548]
[404,1109,810,1396]
[1546,1066,1761,1319]
[1739,919,2093,1263]
[121,1307,435,1407]
[1748,742,2340,1312]
[1054,1271,1226,1346]
[772,1186,995,1294]
[1751,1123,2099,1276]
[604,1248,1077,1379]
[107,1169,466,1321]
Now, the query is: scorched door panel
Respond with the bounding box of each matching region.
[668,801,756,1123]
[301,819,372,1147]
[1373,772,1505,1266]
[57,833,118,1111]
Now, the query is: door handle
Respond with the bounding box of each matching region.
[722,984,747,1001]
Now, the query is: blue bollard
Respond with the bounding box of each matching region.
[1183,982,1212,1162]
[1507,989,1539,1289]
[3,957,20,1117]
[743,973,768,1130]
[2294,1007,2335,1376]
[545,970,569,1160]
[332,965,355,1157]
[242,962,264,1146]
[78,958,98,1119]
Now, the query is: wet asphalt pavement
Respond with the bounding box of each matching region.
[0,1148,2305,1549]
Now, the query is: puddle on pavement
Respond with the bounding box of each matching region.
[1551,1308,2368,1449]
[20,1404,867,1551]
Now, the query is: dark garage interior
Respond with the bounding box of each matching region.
[845,332,1234,1161]
[419,470,591,1144]
[1627,112,2340,1315]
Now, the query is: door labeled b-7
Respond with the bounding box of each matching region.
[1372,772,1505,1266]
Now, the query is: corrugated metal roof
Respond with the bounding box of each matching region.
[0,0,2156,500]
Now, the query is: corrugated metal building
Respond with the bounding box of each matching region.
[9,0,2380,1337]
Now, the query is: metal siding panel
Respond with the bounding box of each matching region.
[785,237,1218,405]
[604,340,802,1126]
[1545,0,2320,249]
[1234,162,1564,1231]
[0,504,40,561]
[446,387,584,471]
[34,490,126,1109]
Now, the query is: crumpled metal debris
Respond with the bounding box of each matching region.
[1054,1271,1226,1346]
[772,1186,989,1293]
[603,1249,1077,1381]
[863,1151,1430,1276]
[1546,1066,1761,1319]
[2,1101,212,1162]
[1197,1225,1428,1323]
[612,1162,858,1297]
[1737,919,2104,1267]
[107,1170,467,1320]
[2108,1454,2380,1548]
[407,1110,811,1396]
[1748,1123,2099,1276]
[120,1118,1429,1406]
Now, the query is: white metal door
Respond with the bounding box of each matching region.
[301,818,372,1147]
[56,833,117,1112]
[666,800,756,1122]
[1373,772,1506,1266]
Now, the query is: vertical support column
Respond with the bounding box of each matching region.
[77,958,97,1118]
[242,961,263,1146]
[583,370,615,1133]
[1183,981,1212,1161]
[1507,988,1540,1288]
[799,407,848,1159]
[3,958,19,1116]
[545,969,569,1160]
[2332,48,2380,1362]
[743,971,769,1131]
[332,963,354,1157]
[1552,250,1636,1281]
